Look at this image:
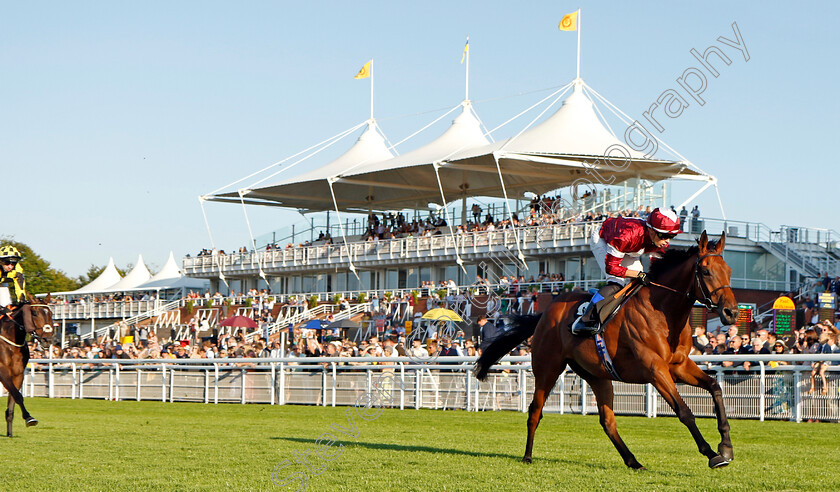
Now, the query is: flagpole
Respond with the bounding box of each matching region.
[370,59,374,120]
[576,8,581,79]
[465,36,470,101]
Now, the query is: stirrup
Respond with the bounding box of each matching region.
[570,316,600,337]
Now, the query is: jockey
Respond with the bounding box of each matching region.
[0,245,36,334]
[571,208,681,336]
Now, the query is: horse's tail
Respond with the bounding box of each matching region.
[473,314,541,381]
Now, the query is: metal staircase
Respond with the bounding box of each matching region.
[82,299,182,340]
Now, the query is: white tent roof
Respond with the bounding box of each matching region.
[131,274,210,291]
[212,121,395,211]
[130,252,210,291]
[145,252,181,283]
[102,255,151,292]
[218,81,706,212]
[71,257,122,294]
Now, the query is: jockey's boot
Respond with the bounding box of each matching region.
[570,283,623,336]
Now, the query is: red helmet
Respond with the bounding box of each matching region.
[647,208,681,235]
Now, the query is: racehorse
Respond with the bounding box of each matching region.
[0,294,55,437]
[474,231,738,469]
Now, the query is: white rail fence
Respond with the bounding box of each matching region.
[11,355,840,422]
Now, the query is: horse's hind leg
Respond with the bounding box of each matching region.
[651,365,726,468]
[6,394,13,438]
[523,362,566,464]
[586,377,644,469]
[671,360,733,462]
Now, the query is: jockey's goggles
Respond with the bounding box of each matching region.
[655,231,678,241]
[0,258,18,266]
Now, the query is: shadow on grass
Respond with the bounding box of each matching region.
[270,436,621,470]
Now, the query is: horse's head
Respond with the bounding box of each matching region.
[27,294,56,341]
[696,231,739,325]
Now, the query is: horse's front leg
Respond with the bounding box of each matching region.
[0,368,34,429]
[650,362,728,468]
[671,359,733,462]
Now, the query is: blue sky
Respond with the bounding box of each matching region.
[3,1,838,277]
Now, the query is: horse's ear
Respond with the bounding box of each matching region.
[698,231,709,252]
[45,293,52,304]
[715,231,726,253]
[27,293,36,303]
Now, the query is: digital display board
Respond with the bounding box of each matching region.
[690,305,707,330]
[736,303,755,334]
[774,309,795,335]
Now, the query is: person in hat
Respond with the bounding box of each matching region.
[0,244,37,334]
[571,207,681,336]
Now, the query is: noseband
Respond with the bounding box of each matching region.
[647,253,732,312]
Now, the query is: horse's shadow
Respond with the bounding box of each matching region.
[270,436,603,468]
[269,436,697,475]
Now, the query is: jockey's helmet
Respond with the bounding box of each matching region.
[0,245,22,262]
[647,208,681,235]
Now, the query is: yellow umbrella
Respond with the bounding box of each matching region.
[421,308,464,322]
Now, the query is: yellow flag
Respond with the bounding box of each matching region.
[354,60,371,79]
[558,11,578,31]
[460,39,469,64]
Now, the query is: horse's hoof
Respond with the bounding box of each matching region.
[709,455,730,468]
[718,444,734,462]
[628,462,646,470]
[25,418,37,427]
[522,456,532,464]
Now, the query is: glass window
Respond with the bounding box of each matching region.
[765,253,785,282]
[444,266,459,285]
[723,251,745,280]
[336,273,347,292]
[566,257,581,282]
[406,268,418,289]
[744,252,765,281]
[315,274,327,293]
[582,256,602,281]
[385,270,398,289]
[419,267,432,284]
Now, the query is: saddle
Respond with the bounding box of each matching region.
[574,280,645,382]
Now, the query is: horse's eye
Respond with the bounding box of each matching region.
[702,268,711,276]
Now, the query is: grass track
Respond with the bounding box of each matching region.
[3,398,839,491]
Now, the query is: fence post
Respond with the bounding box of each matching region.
[204,368,209,404]
[415,368,421,410]
[71,363,77,400]
[79,368,84,399]
[169,366,175,403]
[137,368,142,402]
[580,378,587,416]
[759,362,766,422]
[331,362,337,408]
[278,362,285,406]
[465,368,471,412]
[48,361,54,399]
[214,363,219,405]
[321,368,327,407]
[115,364,121,402]
[399,363,405,411]
[559,371,565,415]
[161,363,167,402]
[519,368,527,413]
[794,369,802,423]
[241,369,246,405]
[108,366,113,401]
[270,363,276,406]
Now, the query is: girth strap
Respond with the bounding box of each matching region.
[594,334,622,381]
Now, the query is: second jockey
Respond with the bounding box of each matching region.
[571,208,681,336]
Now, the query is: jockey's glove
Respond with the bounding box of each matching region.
[636,272,650,285]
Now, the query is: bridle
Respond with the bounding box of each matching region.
[0,302,54,347]
[647,253,732,312]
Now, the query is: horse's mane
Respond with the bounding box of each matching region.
[647,240,718,280]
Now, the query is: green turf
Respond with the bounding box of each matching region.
[2,398,838,491]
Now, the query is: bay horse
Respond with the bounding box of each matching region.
[0,294,55,437]
[475,231,738,469]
